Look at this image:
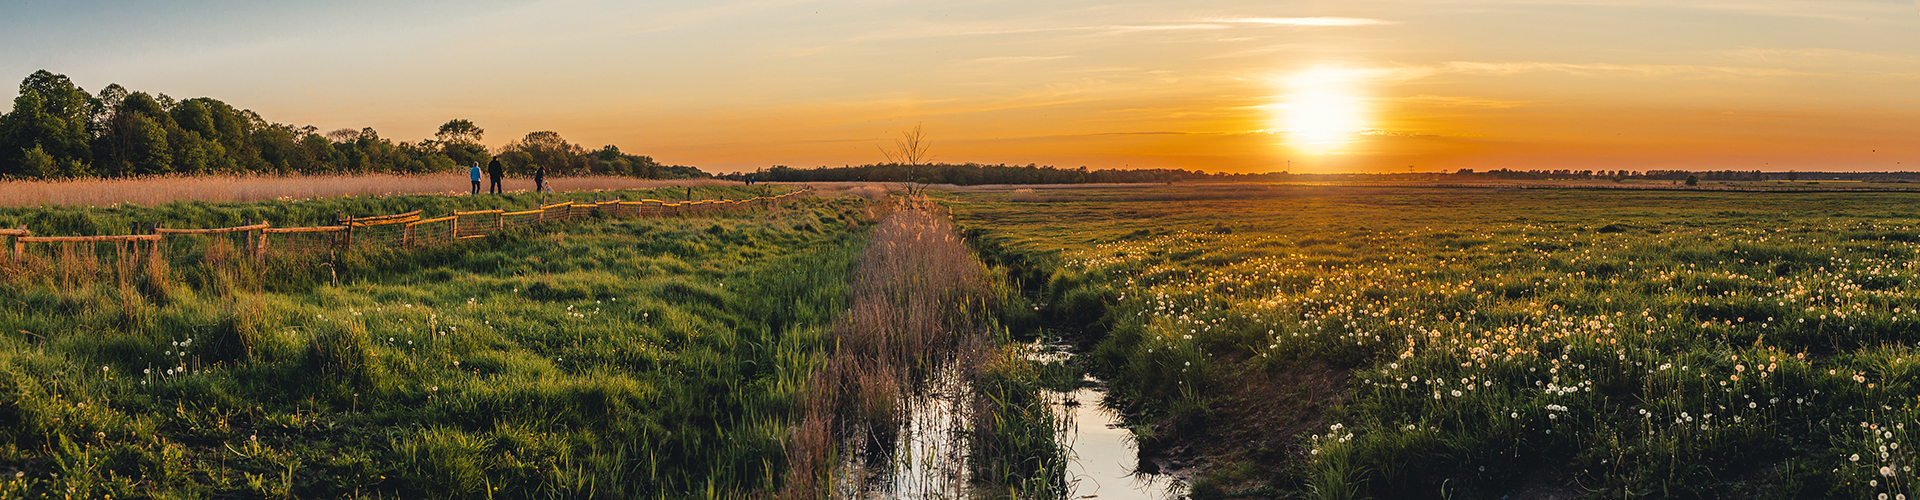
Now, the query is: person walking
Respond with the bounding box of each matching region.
[468,162,482,195]
[487,156,505,194]
[534,165,546,194]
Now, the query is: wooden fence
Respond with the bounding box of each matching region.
[1,189,810,266]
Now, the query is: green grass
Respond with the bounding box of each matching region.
[949,184,1920,499]
[0,186,873,498]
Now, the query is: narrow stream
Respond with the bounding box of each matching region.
[833,343,1185,499]
[834,366,972,499]
[1037,341,1188,500]
[1052,386,1187,500]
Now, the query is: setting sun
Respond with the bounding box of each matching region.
[1276,66,1372,157]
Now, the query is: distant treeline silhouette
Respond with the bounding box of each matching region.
[0,70,708,180]
[730,163,1920,185]
[1447,169,1920,182]
[727,163,1252,185]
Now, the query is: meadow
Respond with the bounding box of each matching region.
[948,184,1920,499]
[0,184,877,498]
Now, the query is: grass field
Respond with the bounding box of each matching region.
[0,185,877,498]
[949,183,1920,499]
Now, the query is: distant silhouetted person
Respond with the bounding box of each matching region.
[468,163,482,195]
[487,157,505,194]
[534,165,546,194]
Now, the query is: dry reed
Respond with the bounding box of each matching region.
[781,197,995,499]
[0,174,747,207]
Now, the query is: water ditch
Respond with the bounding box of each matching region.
[832,342,1186,499]
[1052,386,1188,500]
[813,202,1184,498]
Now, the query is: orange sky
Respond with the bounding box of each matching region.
[4,1,1916,173]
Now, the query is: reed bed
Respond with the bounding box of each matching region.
[782,197,1067,499]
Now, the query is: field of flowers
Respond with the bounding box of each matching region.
[950,184,1920,499]
[0,186,875,498]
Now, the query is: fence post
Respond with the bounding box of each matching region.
[339,212,354,258]
[451,212,461,240]
[9,224,24,261]
[256,222,269,262]
[151,223,163,269]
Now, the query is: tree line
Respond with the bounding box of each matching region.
[0,70,707,180]
[725,163,1225,185]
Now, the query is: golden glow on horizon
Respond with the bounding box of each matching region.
[1276,66,1372,156]
[10,1,1911,173]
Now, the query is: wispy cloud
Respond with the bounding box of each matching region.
[1388,95,1535,109]
[1100,23,1231,32]
[1212,17,1398,27]
[1435,61,1814,78]
[968,55,1076,63]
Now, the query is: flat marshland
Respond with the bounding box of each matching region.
[16,178,1919,499]
[0,185,875,498]
[949,184,1920,499]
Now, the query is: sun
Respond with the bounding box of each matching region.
[1275,66,1372,156]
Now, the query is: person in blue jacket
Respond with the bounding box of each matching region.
[469,162,482,195]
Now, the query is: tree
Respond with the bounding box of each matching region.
[879,123,934,194]
[0,70,96,178]
[324,128,360,143]
[879,123,932,166]
[435,119,483,144]
[1685,174,1699,186]
[0,70,663,179]
[20,145,54,178]
[500,130,585,175]
[433,119,488,167]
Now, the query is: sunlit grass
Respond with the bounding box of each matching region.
[951,185,1920,498]
[0,186,873,498]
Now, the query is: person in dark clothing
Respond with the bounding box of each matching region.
[487,157,505,194]
[534,165,546,194]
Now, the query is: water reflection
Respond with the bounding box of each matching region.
[1054,387,1187,500]
[832,345,1183,500]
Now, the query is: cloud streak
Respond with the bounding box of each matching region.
[1212,17,1398,27]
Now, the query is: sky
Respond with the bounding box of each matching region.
[2,0,1916,174]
